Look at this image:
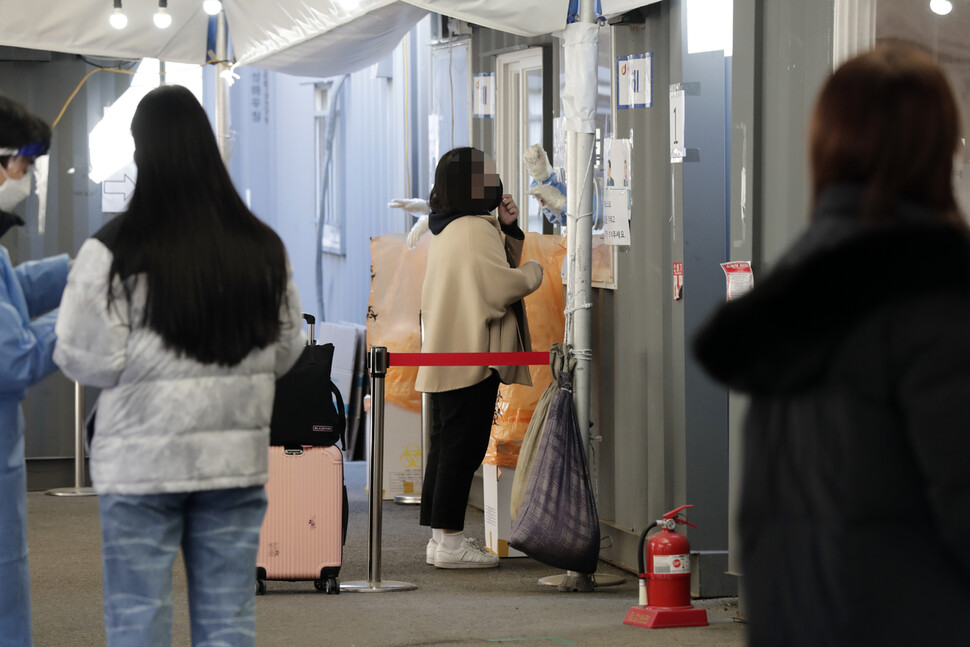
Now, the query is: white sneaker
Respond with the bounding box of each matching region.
[426,538,437,565]
[433,538,500,569]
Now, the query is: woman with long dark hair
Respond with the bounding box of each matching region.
[695,43,970,645]
[54,85,305,647]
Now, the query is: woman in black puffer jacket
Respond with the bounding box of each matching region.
[695,43,970,646]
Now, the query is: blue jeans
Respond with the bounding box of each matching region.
[98,487,267,647]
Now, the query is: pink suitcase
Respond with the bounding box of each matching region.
[256,445,346,594]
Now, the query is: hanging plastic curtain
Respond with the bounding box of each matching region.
[508,363,599,573]
[510,343,575,520]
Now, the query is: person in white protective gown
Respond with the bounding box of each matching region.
[0,94,70,647]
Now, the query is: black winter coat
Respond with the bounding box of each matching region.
[695,186,970,646]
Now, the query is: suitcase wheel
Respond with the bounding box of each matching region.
[256,579,266,596]
[314,576,340,594]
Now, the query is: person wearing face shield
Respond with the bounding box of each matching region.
[0,94,70,646]
[415,147,544,569]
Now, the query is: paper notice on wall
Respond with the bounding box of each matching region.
[602,187,631,246]
[670,85,686,163]
[102,161,137,214]
[473,73,494,118]
[673,262,684,301]
[721,261,753,300]
[617,53,652,109]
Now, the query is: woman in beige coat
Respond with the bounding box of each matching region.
[416,147,544,569]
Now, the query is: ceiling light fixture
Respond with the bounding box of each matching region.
[930,0,953,16]
[153,0,173,28]
[202,0,224,16]
[109,0,128,29]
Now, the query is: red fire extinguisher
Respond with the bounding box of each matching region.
[623,504,708,629]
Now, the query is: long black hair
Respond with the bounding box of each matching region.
[109,85,287,366]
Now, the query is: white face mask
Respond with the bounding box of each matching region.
[0,165,32,212]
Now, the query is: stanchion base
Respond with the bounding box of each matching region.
[538,573,624,590]
[393,495,421,506]
[623,605,708,629]
[46,487,97,497]
[340,580,417,593]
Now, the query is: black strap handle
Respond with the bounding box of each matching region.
[330,380,346,449]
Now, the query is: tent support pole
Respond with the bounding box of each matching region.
[215,11,231,165]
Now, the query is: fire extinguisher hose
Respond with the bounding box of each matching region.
[637,521,659,577]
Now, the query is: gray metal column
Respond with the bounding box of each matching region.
[727,0,838,613]
[341,347,417,593]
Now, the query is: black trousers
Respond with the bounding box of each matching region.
[419,371,500,530]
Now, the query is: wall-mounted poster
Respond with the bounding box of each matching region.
[617,53,652,109]
[473,73,495,118]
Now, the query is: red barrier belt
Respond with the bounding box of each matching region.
[388,351,550,367]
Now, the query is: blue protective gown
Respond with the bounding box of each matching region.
[0,244,69,647]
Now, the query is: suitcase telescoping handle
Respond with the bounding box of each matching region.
[303,313,316,346]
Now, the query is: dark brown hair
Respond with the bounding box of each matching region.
[810,42,962,223]
[428,147,500,215]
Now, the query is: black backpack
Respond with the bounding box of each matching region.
[270,314,346,448]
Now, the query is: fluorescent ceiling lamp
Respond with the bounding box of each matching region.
[202,0,223,15]
[930,0,953,15]
[686,0,733,57]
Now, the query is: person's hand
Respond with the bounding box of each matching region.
[528,184,565,212]
[498,194,519,226]
[388,198,430,215]
[523,143,551,182]
[407,215,430,249]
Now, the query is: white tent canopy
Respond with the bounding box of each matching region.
[0,1,659,77]
[0,0,574,76]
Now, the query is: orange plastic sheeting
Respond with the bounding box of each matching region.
[368,231,567,467]
[368,233,427,413]
[485,233,566,468]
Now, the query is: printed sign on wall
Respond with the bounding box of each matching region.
[473,73,495,118]
[721,261,754,301]
[673,262,684,301]
[617,53,652,109]
[670,84,687,163]
[603,187,632,245]
[102,161,137,214]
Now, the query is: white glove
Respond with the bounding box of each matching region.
[407,215,430,249]
[523,143,552,182]
[528,183,566,213]
[387,198,431,215]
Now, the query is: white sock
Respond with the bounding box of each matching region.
[432,529,442,544]
[441,531,464,551]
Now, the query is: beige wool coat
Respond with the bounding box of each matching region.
[415,214,544,393]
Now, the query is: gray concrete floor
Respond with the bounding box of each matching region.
[26,461,746,646]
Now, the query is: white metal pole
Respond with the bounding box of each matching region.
[571,0,596,462]
[46,382,96,497]
[540,0,605,591]
[215,11,231,166]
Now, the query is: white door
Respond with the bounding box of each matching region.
[495,48,544,233]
